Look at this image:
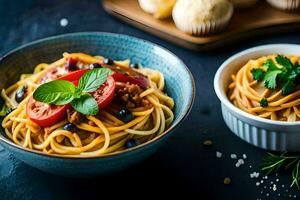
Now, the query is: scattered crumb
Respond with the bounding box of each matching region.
[224,177,231,185]
[256,182,260,186]
[216,151,222,158]
[203,139,213,146]
[243,154,247,159]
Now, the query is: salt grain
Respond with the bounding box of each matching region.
[243,154,247,159]
[216,151,222,158]
[230,154,237,159]
[250,172,260,178]
[238,159,244,165]
[60,18,68,27]
[256,182,260,186]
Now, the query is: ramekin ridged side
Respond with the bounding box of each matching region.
[266,0,300,11]
[220,103,300,151]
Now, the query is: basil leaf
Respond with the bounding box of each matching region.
[71,94,99,115]
[33,80,75,105]
[77,68,113,93]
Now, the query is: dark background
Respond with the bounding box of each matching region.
[0,0,299,199]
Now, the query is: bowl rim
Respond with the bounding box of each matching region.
[214,43,300,127]
[0,32,196,159]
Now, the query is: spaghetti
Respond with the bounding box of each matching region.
[228,54,300,122]
[1,53,174,157]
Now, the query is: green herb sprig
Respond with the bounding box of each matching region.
[0,106,12,117]
[261,153,300,190]
[251,55,300,97]
[33,68,113,115]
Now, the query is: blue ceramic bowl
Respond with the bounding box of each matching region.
[0,32,195,177]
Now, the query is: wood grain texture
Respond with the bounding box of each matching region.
[103,0,300,50]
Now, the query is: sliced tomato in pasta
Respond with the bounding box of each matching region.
[92,76,116,109]
[58,69,89,86]
[112,72,149,88]
[60,69,116,109]
[26,97,70,127]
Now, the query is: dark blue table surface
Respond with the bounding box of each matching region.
[0,0,299,199]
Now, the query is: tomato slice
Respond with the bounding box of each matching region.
[92,76,116,109]
[29,69,115,126]
[60,69,116,109]
[27,70,88,127]
[112,72,149,88]
[58,69,89,86]
[26,97,70,127]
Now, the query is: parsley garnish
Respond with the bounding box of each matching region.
[0,106,13,117]
[251,68,264,81]
[251,55,300,96]
[33,68,113,115]
[260,98,268,108]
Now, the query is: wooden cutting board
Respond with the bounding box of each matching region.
[103,0,300,51]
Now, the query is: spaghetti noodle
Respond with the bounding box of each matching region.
[228,54,300,122]
[1,53,174,157]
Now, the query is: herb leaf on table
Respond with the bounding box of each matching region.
[261,153,300,190]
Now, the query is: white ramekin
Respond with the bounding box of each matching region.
[266,0,300,11]
[214,44,300,152]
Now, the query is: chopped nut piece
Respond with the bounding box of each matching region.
[203,139,213,146]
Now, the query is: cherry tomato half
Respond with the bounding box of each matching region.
[92,76,116,109]
[26,97,70,127]
[112,72,149,88]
